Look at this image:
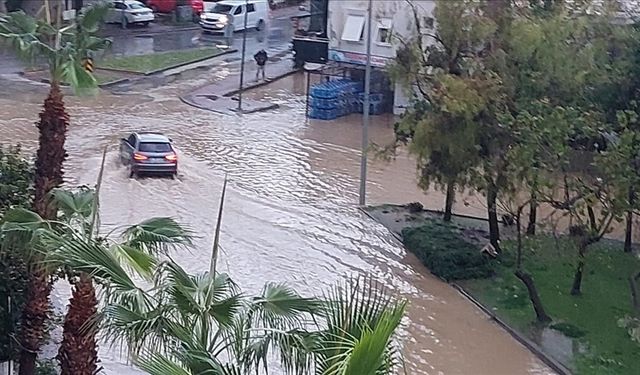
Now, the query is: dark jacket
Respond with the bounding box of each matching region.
[254,50,268,66]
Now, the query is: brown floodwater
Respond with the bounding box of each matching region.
[0,72,553,374]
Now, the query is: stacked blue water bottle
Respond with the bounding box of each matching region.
[309,78,388,119]
[309,79,365,120]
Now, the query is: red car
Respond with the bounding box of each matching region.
[145,0,203,15]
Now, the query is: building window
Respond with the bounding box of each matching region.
[376,19,393,45]
[341,14,366,42]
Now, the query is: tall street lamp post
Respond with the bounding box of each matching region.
[359,0,373,206]
[237,0,249,112]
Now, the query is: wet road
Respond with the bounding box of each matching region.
[0,69,553,374]
[1,7,295,74]
[102,4,299,62]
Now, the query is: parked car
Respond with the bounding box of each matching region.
[119,132,178,178]
[106,0,155,27]
[199,0,267,33]
[145,0,204,15]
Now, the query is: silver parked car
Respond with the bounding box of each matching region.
[106,0,155,27]
[119,132,178,178]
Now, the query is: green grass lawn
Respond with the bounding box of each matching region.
[460,236,640,374]
[99,48,222,74]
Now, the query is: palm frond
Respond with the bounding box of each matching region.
[333,302,406,375]
[316,277,407,375]
[137,353,194,375]
[0,8,110,89]
[77,2,110,33]
[122,217,193,255]
[110,243,158,279]
[242,328,319,375]
[42,232,139,294]
[251,283,322,330]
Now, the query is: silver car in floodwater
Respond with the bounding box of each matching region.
[119,132,178,178]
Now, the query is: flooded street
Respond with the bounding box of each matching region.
[0,71,553,374]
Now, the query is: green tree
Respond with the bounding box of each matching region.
[390,0,497,224]
[0,5,110,373]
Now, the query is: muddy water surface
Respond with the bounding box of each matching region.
[0,72,553,375]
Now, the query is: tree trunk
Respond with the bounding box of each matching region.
[33,81,68,220]
[443,180,455,222]
[625,187,634,253]
[18,268,52,375]
[526,192,537,236]
[515,270,552,323]
[19,82,69,375]
[57,274,99,375]
[571,246,586,296]
[486,181,501,251]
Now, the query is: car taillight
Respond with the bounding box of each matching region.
[165,153,178,162]
[133,153,148,161]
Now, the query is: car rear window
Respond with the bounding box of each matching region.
[139,142,171,152]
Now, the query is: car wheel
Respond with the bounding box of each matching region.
[129,166,136,178]
[256,19,265,31]
[142,21,150,27]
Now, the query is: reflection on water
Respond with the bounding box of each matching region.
[0,73,554,374]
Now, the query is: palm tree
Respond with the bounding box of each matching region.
[99,268,406,374]
[0,5,111,373]
[99,261,322,374]
[2,189,192,375]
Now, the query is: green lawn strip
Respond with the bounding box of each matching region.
[459,236,640,375]
[99,48,222,74]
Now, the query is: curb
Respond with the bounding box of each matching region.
[357,206,573,375]
[19,71,132,89]
[101,24,200,38]
[98,48,238,76]
[223,68,298,97]
[99,77,131,88]
[451,284,572,375]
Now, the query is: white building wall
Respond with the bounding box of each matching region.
[327,0,435,114]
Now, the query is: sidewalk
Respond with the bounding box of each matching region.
[180,53,298,115]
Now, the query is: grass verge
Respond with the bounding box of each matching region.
[99,48,222,74]
[457,236,640,375]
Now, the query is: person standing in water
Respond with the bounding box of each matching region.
[254,49,268,81]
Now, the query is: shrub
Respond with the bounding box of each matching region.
[0,144,33,216]
[402,220,495,281]
[0,144,33,360]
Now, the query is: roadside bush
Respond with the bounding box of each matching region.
[402,220,495,281]
[0,144,33,216]
[0,144,33,360]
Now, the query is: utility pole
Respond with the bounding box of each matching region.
[237,0,249,112]
[359,0,373,206]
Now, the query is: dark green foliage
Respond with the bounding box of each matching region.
[0,145,33,216]
[0,144,33,361]
[402,221,495,281]
[0,245,28,361]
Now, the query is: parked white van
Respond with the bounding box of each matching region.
[200,0,268,33]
